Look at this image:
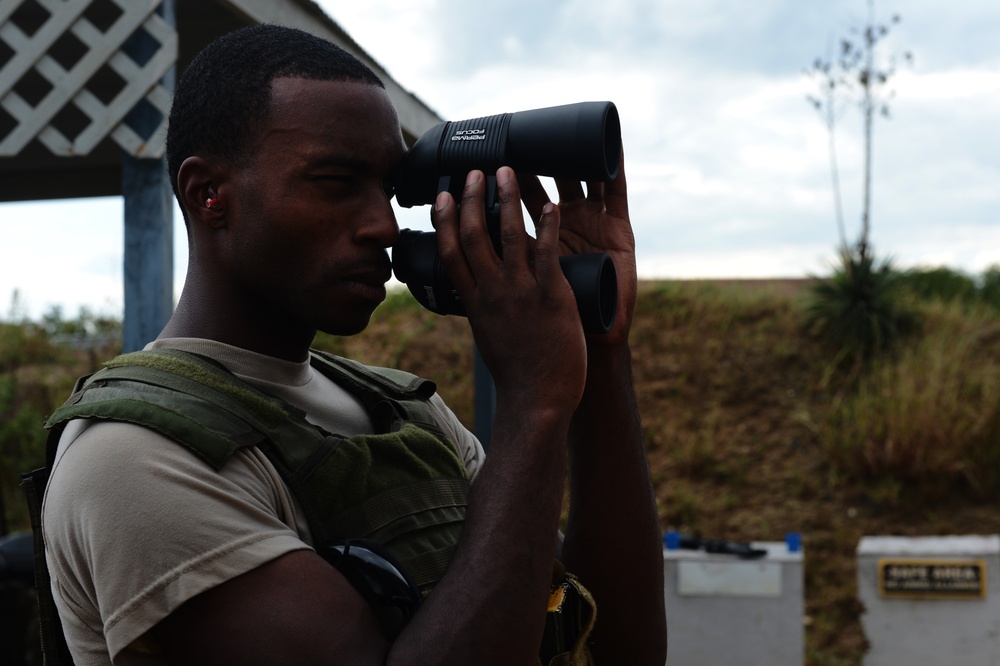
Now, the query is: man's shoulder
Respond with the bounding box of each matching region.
[51,419,213,481]
[45,419,210,525]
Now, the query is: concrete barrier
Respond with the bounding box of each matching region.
[857,535,1000,666]
[662,535,804,665]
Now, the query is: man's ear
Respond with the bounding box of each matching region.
[177,156,227,228]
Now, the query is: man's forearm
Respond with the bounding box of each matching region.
[390,398,572,665]
[563,343,667,664]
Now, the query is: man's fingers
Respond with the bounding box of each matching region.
[585,180,605,203]
[533,202,563,287]
[553,178,585,203]
[518,173,551,225]
[432,189,474,291]
[496,167,529,271]
[454,170,501,273]
[605,150,629,218]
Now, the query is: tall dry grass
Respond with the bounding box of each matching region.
[820,300,1000,499]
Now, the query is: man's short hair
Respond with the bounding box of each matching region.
[166,23,385,205]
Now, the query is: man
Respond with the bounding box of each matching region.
[41,24,666,665]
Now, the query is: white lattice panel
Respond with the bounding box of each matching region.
[0,0,176,157]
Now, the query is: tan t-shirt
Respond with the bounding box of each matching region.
[42,338,484,665]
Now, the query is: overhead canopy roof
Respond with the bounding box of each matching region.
[0,0,442,203]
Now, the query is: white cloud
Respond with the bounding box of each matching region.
[3,0,999,320]
[897,68,1000,101]
[878,221,1000,268]
[637,242,834,280]
[1,198,124,318]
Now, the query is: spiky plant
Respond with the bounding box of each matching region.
[806,244,912,364]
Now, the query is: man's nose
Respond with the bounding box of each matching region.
[357,192,400,247]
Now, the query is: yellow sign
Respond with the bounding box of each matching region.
[878,559,987,600]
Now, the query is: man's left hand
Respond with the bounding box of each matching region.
[519,151,637,346]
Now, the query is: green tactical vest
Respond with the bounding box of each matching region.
[42,348,471,591]
[27,347,595,665]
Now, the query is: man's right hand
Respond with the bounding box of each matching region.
[431,167,588,414]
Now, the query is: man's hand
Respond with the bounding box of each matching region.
[519,151,637,347]
[429,158,665,665]
[422,166,592,664]
[431,167,587,412]
[520,152,669,663]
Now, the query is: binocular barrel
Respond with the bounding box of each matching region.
[395,101,621,207]
[392,101,622,333]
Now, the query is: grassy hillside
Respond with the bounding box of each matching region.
[321,279,1000,665]
[322,279,1000,665]
[3,279,999,665]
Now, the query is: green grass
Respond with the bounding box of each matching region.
[0,325,76,531]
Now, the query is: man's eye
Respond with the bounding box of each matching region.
[312,175,356,191]
[382,177,396,200]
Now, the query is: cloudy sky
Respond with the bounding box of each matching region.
[2,0,998,319]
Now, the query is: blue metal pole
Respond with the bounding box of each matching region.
[122,154,173,352]
[121,0,175,352]
[473,345,495,450]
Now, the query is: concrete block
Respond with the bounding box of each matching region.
[663,538,804,665]
[857,535,1000,666]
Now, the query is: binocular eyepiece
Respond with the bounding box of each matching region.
[392,101,622,333]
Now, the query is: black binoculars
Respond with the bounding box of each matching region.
[391,101,622,333]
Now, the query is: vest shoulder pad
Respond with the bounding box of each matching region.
[44,349,300,470]
[309,350,436,398]
[308,350,441,431]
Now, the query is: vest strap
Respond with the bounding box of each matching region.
[20,466,73,666]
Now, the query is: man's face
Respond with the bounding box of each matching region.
[225,77,406,336]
